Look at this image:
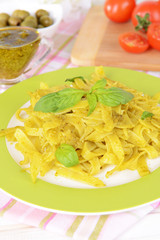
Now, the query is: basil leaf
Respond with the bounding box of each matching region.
[87,93,97,116]
[95,87,134,107]
[34,88,85,113]
[91,78,107,92]
[55,144,79,167]
[65,76,86,83]
[141,111,154,120]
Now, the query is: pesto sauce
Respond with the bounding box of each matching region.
[0,27,40,79]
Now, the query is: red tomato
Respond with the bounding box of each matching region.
[119,32,149,53]
[132,1,160,27]
[104,0,136,23]
[147,22,160,50]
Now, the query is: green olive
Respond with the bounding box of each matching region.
[24,16,37,25]
[20,19,37,28]
[0,13,10,22]
[0,19,7,27]
[39,15,53,27]
[12,10,30,20]
[35,9,49,19]
[37,24,44,29]
[8,16,21,26]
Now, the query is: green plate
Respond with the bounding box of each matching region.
[0,66,160,215]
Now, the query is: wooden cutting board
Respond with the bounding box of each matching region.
[71,6,160,71]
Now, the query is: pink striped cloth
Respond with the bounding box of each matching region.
[1,15,160,240]
[0,190,160,240]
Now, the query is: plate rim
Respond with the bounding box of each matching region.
[1,66,160,215]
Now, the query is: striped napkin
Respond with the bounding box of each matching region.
[1,14,160,240]
[0,190,160,240]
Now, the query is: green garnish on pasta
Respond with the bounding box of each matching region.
[141,111,154,120]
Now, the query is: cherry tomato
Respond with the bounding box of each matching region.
[119,32,149,53]
[147,23,160,51]
[132,1,160,27]
[104,0,136,23]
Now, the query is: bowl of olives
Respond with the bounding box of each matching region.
[0,3,63,39]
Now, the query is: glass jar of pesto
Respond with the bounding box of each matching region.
[0,26,40,87]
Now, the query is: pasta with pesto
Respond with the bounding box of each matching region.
[1,67,160,187]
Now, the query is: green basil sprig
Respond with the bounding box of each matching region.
[55,143,79,167]
[65,76,86,83]
[141,111,154,120]
[95,87,134,107]
[87,93,97,116]
[34,77,134,115]
[34,88,85,113]
[90,78,107,92]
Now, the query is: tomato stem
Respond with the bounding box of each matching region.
[135,13,151,32]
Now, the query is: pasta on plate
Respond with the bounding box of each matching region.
[1,67,160,187]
